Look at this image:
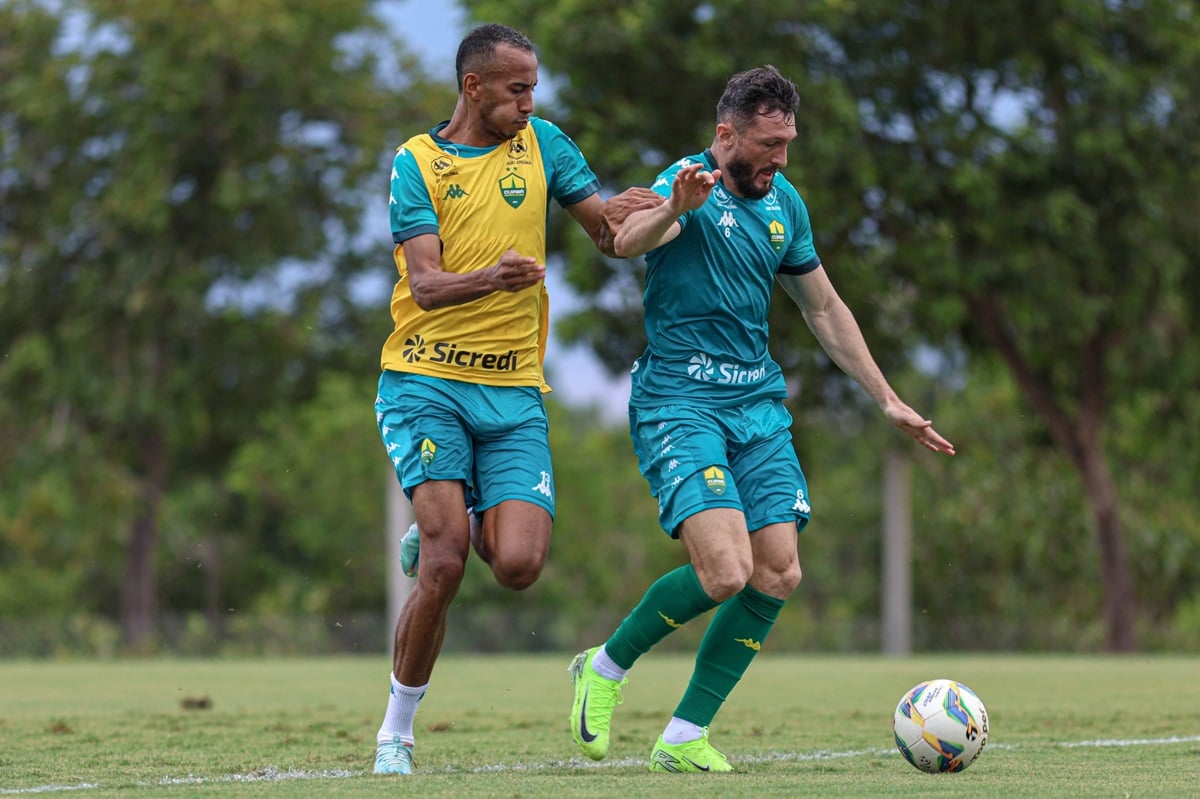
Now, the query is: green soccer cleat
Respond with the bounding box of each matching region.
[648,729,733,773]
[568,647,627,761]
[399,522,419,578]
[373,735,414,775]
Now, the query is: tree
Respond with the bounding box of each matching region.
[463,0,1200,651]
[815,0,1200,651]
[0,0,449,646]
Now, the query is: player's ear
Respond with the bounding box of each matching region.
[461,72,483,99]
[715,121,737,149]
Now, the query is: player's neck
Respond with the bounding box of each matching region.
[438,99,507,148]
[707,142,743,198]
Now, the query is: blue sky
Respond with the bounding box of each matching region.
[384,0,631,421]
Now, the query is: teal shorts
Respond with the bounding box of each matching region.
[376,370,555,517]
[629,399,810,537]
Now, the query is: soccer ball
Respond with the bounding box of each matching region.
[893,678,989,773]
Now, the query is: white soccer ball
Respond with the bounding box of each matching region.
[893,678,989,773]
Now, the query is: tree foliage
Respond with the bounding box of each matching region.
[464,0,1200,651]
[2,1,1197,656]
[0,0,450,645]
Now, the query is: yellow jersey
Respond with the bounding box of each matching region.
[381,117,600,390]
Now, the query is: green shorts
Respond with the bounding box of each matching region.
[376,370,555,517]
[629,399,810,537]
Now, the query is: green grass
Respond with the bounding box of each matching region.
[0,654,1197,798]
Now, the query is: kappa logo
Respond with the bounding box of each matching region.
[430,156,454,174]
[792,489,811,513]
[402,335,427,363]
[717,210,739,237]
[703,466,727,496]
[531,470,552,498]
[443,183,469,200]
[735,637,762,651]
[499,171,527,208]
[658,611,682,629]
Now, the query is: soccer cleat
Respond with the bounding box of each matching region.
[373,735,415,775]
[568,647,627,760]
[399,522,420,578]
[648,729,733,773]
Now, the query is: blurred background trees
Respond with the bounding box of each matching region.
[466,0,1200,652]
[1,0,1197,655]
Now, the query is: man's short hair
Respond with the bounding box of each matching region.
[716,65,801,129]
[455,23,534,90]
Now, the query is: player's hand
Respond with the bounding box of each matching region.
[490,249,545,292]
[668,163,720,214]
[599,187,665,257]
[885,403,956,456]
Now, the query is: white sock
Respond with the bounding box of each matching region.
[377,672,427,746]
[662,716,704,745]
[591,644,628,681]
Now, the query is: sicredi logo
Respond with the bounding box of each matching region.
[686,353,768,385]
[405,338,520,371]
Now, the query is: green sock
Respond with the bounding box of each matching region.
[605,564,718,670]
[674,584,785,727]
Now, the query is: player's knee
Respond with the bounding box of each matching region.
[491,552,545,590]
[418,553,467,597]
[778,561,803,595]
[701,567,752,603]
[759,562,802,598]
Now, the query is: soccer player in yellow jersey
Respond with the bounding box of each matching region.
[371,23,657,774]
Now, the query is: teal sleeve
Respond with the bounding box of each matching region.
[532,117,600,207]
[649,156,699,230]
[779,183,820,275]
[389,146,438,244]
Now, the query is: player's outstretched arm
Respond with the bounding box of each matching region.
[613,164,719,258]
[565,189,666,258]
[778,267,955,456]
[596,188,666,257]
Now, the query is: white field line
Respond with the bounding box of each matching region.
[1,735,1197,794]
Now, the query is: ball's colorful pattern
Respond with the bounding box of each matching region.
[893,678,989,773]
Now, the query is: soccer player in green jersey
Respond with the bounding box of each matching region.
[568,65,956,773]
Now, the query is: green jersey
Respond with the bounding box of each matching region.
[630,149,821,409]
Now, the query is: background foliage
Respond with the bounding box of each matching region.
[1,0,1197,656]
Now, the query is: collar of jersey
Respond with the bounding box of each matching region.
[427,118,501,154]
[428,120,506,156]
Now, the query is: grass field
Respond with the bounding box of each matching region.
[0,654,1197,798]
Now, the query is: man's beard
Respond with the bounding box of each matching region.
[723,155,772,200]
